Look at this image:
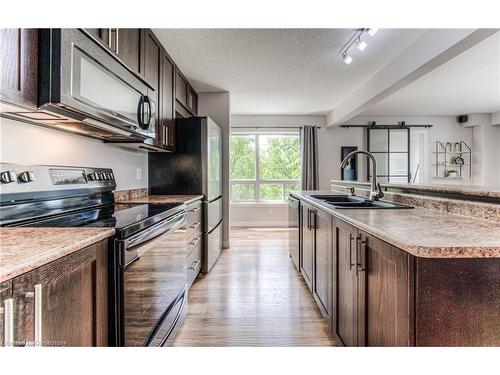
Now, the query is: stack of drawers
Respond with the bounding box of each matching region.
[186,199,203,288]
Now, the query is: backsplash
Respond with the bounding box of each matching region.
[0,118,148,191]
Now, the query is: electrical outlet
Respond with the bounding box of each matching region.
[136,168,142,180]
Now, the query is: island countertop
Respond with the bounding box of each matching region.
[290,190,500,258]
[0,227,115,283]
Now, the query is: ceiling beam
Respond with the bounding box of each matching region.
[326,29,499,127]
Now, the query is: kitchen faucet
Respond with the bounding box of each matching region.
[340,150,384,201]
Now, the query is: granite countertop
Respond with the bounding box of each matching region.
[118,194,204,205]
[291,190,500,258]
[330,179,500,200]
[0,227,115,283]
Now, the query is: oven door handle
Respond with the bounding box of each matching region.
[126,211,186,250]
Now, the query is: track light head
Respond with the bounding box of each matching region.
[356,38,367,51]
[342,53,353,65]
[367,28,379,36]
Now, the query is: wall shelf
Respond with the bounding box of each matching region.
[434,141,472,179]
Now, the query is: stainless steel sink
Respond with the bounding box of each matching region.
[307,194,413,209]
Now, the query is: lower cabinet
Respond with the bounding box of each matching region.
[300,202,315,291]
[312,209,333,323]
[333,219,412,346]
[301,201,333,324]
[7,240,108,347]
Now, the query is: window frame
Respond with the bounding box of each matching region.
[230,132,301,204]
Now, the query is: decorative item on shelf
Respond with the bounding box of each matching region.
[452,156,465,165]
[445,170,458,178]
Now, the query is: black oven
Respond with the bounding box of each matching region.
[114,210,188,347]
[38,29,156,141]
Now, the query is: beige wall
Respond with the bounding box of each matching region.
[0,117,148,191]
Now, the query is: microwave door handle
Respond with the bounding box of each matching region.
[137,95,145,128]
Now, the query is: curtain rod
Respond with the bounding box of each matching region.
[341,121,432,129]
[232,126,321,129]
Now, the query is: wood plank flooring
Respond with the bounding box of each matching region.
[173,228,335,346]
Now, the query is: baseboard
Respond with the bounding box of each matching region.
[230,221,288,228]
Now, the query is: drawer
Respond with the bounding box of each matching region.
[186,233,203,257]
[186,242,202,288]
[186,220,202,241]
[187,200,202,224]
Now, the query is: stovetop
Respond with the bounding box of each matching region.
[6,202,185,239]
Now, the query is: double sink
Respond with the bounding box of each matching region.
[307,194,413,209]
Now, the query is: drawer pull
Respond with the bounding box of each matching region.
[189,237,201,246]
[3,298,14,347]
[189,207,200,213]
[189,260,201,270]
[189,222,201,230]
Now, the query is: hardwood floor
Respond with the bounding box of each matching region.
[173,228,335,346]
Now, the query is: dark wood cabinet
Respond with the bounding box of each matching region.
[159,51,175,151]
[0,280,13,346]
[11,240,108,347]
[361,231,413,346]
[334,219,360,346]
[85,28,142,77]
[175,69,198,117]
[300,202,314,291]
[0,28,38,110]
[312,209,333,323]
[334,220,413,347]
[175,70,188,107]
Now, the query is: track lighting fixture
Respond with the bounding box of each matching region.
[355,38,367,51]
[338,28,379,65]
[342,53,353,65]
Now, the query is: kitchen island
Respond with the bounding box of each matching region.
[289,190,500,346]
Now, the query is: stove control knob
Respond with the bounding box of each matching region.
[96,173,104,181]
[108,172,114,181]
[0,170,17,183]
[87,172,98,181]
[18,171,35,183]
[102,172,109,181]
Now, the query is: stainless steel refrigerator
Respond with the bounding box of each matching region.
[149,116,223,273]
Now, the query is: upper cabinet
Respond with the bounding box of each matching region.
[175,69,198,118]
[85,28,143,78]
[1,28,197,152]
[0,29,38,110]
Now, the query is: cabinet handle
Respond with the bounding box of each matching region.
[107,28,112,48]
[190,207,200,213]
[115,28,119,54]
[190,222,201,230]
[311,210,316,229]
[189,237,201,247]
[189,260,201,270]
[3,298,14,347]
[349,234,355,270]
[356,237,367,275]
[34,284,42,346]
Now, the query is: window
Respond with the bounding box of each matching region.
[230,133,301,203]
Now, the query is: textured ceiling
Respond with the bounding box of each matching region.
[153,28,426,115]
[363,31,500,115]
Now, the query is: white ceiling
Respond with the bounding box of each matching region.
[153,29,426,115]
[363,31,500,116]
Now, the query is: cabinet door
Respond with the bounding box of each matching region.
[160,51,175,150]
[175,70,188,107]
[0,28,38,109]
[361,232,413,346]
[116,29,142,76]
[143,30,161,131]
[300,203,314,291]
[85,28,108,45]
[12,240,108,347]
[313,209,333,322]
[334,219,359,346]
[0,281,13,346]
[187,86,198,115]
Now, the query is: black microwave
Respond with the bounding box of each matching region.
[38,29,156,141]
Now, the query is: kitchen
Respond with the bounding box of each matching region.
[0,2,499,374]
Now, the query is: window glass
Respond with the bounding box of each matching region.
[231,183,255,201]
[230,135,256,179]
